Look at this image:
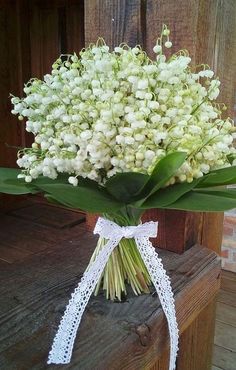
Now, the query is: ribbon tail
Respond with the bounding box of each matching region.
[135,237,179,370]
[47,237,120,365]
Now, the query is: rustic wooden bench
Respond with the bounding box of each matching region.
[0,207,220,370]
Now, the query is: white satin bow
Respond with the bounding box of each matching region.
[47,217,179,370]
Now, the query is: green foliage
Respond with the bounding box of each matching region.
[1,157,236,214]
[0,168,37,194]
[196,166,236,187]
[105,172,149,202]
[162,189,236,212]
[139,178,201,208]
[36,183,124,213]
[138,152,187,198]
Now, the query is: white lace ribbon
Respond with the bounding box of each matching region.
[47,217,179,370]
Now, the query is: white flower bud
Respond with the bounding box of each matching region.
[68,176,78,186]
[137,79,148,90]
[153,45,162,53]
[25,175,32,183]
[164,41,172,48]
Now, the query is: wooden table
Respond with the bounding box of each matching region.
[0,204,221,370]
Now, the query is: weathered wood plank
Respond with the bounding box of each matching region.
[217,289,236,309]
[201,213,224,255]
[221,273,236,294]
[84,0,144,48]
[0,243,32,264]
[145,0,199,60]
[216,302,236,328]
[211,366,223,370]
[222,270,236,283]
[9,203,85,229]
[212,344,236,370]
[0,0,30,171]
[149,348,169,370]
[66,0,84,54]
[0,214,220,370]
[214,321,236,352]
[177,298,216,370]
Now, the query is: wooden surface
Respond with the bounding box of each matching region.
[85,0,144,48]
[0,0,30,167]
[0,202,221,369]
[0,0,85,169]
[212,270,236,370]
[177,298,217,370]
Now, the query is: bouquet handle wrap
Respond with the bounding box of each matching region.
[48,217,179,370]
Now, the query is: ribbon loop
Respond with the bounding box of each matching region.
[48,217,178,370]
[94,217,158,239]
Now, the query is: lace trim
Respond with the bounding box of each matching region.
[47,217,179,370]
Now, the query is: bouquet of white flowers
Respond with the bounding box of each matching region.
[2,24,236,299]
[1,25,236,369]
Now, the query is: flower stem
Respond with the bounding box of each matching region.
[90,236,151,300]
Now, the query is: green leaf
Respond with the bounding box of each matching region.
[35,183,124,213]
[138,152,187,199]
[196,166,236,188]
[32,174,99,189]
[0,167,37,195]
[44,194,64,206]
[139,178,201,208]
[161,190,236,212]
[196,188,236,199]
[105,172,149,202]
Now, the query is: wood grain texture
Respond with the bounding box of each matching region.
[146,0,236,115]
[221,270,236,294]
[211,366,223,370]
[0,0,30,167]
[177,298,216,370]
[29,0,60,78]
[216,302,236,328]
[66,0,85,54]
[85,0,144,48]
[8,203,85,229]
[201,213,224,254]
[214,321,236,352]
[145,0,200,60]
[212,344,236,370]
[143,209,203,253]
[217,289,236,308]
[0,202,221,369]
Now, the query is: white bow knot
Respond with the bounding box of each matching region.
[94,218,158,240]
[48,217,179,370]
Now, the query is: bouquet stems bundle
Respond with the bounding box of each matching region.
[90,236,151,300]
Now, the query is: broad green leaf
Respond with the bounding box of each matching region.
[195,188,236,199]
[44,194,64,206]
[196,166,236,188]
[160,190,236,212]
[105,172,149,202]
[32,174,99,189]
[36,183,124,213]
[138,178,201,208]
[139,152,187,199]
[0,167,37,194]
